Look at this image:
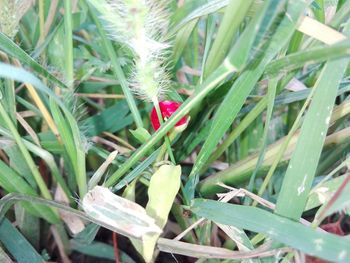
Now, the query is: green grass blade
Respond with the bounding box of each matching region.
[0,102,52,200]
[0,63,70,112]
[0,33,67,89]
[330,0,350,27]
[191,199,350,262]
[64,0,74,88]
[0,126,71,200]
[246,78,277,196]
[169,0,228,36]
[186,1,307,202]
[0,159,36,195]
[0,78,16,124]
[226,0,286,70]
[113,149,159,191]
[204,0,253,77]
[254,83,316,204]
[305,174,347,211]
[203,97,267,173]
[275,43,350,220]
[314,174,350,223]
[50,98,87,197]
[0,159,58,223]
[265,39,350,76]
[49,98,77,165]
[0,219,44,263]
[0,62,87,198]
[172,19,198,65]
[71,240,136,263]
[313,0,325,23]
[24,141,72,200]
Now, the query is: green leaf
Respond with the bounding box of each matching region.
[83,101,133,137]
[0,32,67,89]
[136,164,182,263]
[0,159,57,223]
[247,78,277,197]
[146,165,182,228]
[172,19,198,65]
[113,149,159,192]
[275,49,350,220]
[314,175,350,222]
[186,0,307,202]
[191,199,350,262]
[73,223,100,245]
[265,39,350,76]
[0,219,44,263]
[169,0,228,36]
[130,127,151,144]
[204,0,253,76]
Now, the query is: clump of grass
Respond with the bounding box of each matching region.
[0,0,350,262]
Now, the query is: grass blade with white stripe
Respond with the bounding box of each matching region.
[191,199,350,262]
[275,23,350,220]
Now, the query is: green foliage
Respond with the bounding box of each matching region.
[191,199,350,262]
[0,0,350,262]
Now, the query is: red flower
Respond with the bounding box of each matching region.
[150,101,189,131]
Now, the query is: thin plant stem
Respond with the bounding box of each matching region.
[38,0,45,44]
[0,102,52,200]
[252,84,317,206]
[64,0,74,88]
[153,99,176,164]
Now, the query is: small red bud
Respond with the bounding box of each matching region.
[150,101,189,131]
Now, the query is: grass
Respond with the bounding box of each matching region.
[0,0,350,262]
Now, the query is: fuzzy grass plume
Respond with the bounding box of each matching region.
[88,0,171,102]
[0,0,33,39]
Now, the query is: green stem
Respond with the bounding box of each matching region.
[0,102,52,200]
[153,99,176,164]
[246,77,277,204]
[203,97,268,173]
[252,84,316,206]
[64,0,74,88]
[204,0,253,77]
[38,0,45,44]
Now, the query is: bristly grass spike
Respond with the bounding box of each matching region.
[88,0,171,102]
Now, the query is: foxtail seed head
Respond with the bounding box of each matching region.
[88,0,171,101]
[0,0,33,39]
